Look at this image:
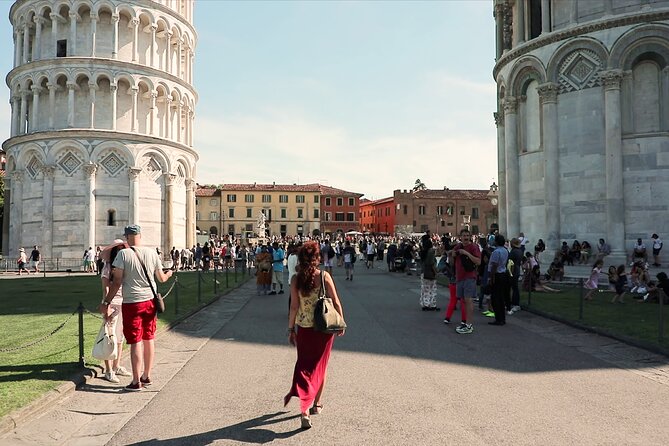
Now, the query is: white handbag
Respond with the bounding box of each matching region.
[92,321,118,361]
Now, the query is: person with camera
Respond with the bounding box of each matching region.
[450,228,481,334]
[487,234,511,326]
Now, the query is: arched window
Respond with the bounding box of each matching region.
[107,209,116,226]
[632,60,661,134]
[209,226,218,235]
[520,79,541,153]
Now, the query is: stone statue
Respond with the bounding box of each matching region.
[256,212,267,238]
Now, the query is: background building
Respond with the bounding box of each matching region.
[2,0,198,258]
[319,185,363,236]
[360,197,395,234]
[393,187,497,236]
[494,0,669,258]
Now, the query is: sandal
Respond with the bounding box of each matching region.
[300,414,312,429]
[309,404,323,415]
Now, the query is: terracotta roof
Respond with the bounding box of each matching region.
[318,185,363,197]
[361,196,394,206]
[410,189,491,200]
[220,183,322,192]
[195,187,218,197]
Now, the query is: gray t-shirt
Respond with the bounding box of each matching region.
[112,247,163,303]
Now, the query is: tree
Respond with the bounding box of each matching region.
[412,178,427,192]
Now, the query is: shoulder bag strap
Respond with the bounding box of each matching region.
[130,247,158,298]
[319,271,327,300]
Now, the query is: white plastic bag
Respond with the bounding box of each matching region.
[92,321,118,361]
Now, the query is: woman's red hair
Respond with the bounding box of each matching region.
[296,241,321,295]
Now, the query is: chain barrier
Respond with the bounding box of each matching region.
[161,280,178,299]
[83,307,104,320]
[0,310,78,353]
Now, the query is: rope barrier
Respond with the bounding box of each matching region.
[0,310,78,353]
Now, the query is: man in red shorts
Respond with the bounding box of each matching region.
[99,225,172,391]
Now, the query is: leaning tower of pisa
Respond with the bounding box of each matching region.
[2,0,198,259]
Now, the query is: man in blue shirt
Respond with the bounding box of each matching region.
[487,234,510,326]
[269,242,286,295]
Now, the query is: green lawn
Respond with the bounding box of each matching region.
[436,276,668,351]
[0,268,251,418]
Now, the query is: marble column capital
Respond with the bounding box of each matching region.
[130,86,139,94]
[20,89,31,97]
[88,83,99,91]
[601,70,623,91]
[149,24,158,33]
[31,85,43,95]
[41,165,56,178]
[66,82,77,91]
[494,111,504,127]
[129,18,140,27]
[164,173,177,186]
[538,82,559,104]
[83,163,97,177]
[111,14,119,23]
[12,170,24,183]
[129,167,142,180]
[110,83,118,92]
[503,97,518,114]
[185,178,195,189]
[46,82,57,91]
[49,13,63,23]
[90,13,99,23]
[68,11,80,21]
[23,23,33,31]
[150,90,158,99]
[33,16,45,25]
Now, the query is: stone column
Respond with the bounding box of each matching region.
[538,82,560,251]
[514,0,525,46]
[494,2,504,60]
[541,0,550,34]
[503,97,520,237]
[604,0,613,15]
[185,178,195,247]
[165,97,172,138]
[69,12,78,56]
[89,83,97,128]
[661,68,669,132]
[189,110,195,146]
[602,70,626,258]
[165,31,173,73]
[47,83,56,129]
[67,82,76,127]
[19,90,28,134]
[83,163,97,252]
[176,39,183,77]
[149,90,157,135]
[130,86,138,132]
[495,110,506,235]
[150,24,157,67]
[110,83,118,130]
[10,171,24,256]
[131,18,139,62]
[569,1,578,24]
[33,17,43,60]
[31,85,42,132]
[128,167,142,224]
[10,95,20,136]
[1,177,10,255]
[90,13,98,57]
[14,30,21,67]
[176,100,182,142]
[50,13,59,57]
[164,173,176,254]
[22,24,30,63]
[111,14,119,59]
[41,166,55,258]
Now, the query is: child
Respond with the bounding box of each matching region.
[611,264,627,303]
[584,259,604,301]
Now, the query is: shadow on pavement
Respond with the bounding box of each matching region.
[0,362,82,383]
[127,411,302,445]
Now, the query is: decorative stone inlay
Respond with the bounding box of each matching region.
[99,152,125,177]
[57,152,83,176]
[26,156,43,179]
[143,156,163,180]
[558,49,603,93]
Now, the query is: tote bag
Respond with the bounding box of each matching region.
[313,272,347,334]
[92,321,118,361]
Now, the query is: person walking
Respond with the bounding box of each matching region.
[99,225,172,391]
[99,239,132,383]
[419,237,439,311]
[508,238,523,314]
[269,242,285,295]
[488,234,510,326]
[285,241,345,429]
[29,245,41,273]
[17,248,30,275]
[451,229,481,334]
[651,233,663,267]
[583,259,604,301]
[342,241,356,281]
[255,246,272,295]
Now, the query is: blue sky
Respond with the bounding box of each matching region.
[0,0,497,199]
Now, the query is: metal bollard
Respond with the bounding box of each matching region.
[78,302,85,368]
[197,270,202,304]
[174,273,180,315]
[234,260,237,283]
[226,264,229,289]
[528,281,532,307]
[659,290,665,343]
[578,278,584,320]
[214,264,218,296]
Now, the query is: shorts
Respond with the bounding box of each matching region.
[121,300,156,344]
[653,248,661,256]
[324,259,333,267]
[272,271,284,285]
[456,278,477,299]
[344,262,354,270]
[367,254,375,261]
[30,260,40,268]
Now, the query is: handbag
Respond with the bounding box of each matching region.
[313,272,347,334]
[131,247,165,313]
[92,321,118,360]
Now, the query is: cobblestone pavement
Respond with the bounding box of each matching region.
[2,264,669,445]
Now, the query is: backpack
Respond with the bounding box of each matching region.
[328,246,335,258]
[456,244,477,272]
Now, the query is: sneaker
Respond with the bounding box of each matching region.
[482,311,496,318]
[104,371,120,383]
[643,293,650,302]
[507,310,514,315]
[140,376,152,386]
[455,323,474,334]
[268,291,277,295]
[443,318,451,324]
[630,286,638,293]
[115,366,131,376]
[511,305,521,313]
[125,382,142,392]
[278,290,285,294]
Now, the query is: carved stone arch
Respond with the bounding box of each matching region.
[35,74,49,88]
[548,38,608,94]
[508,56,546,98]
[52,70,71,86]
[137,8,156,24]
[92,70,114,86]
[73,69,93,85]
[6,154,17,173]
[17,143,46,175]
[115,4,136,20]
[53,2,71,17]
[138,148,169,180]
[91,141,132,177]
[72,0,93,17]
[93,0,116,16]
[49,140,88,177]
[174,156,192,179]
[137,76,155,92]
[609,24,669,70]
[36,4,53,20]
[114,72,136,89]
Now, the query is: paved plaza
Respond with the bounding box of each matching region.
[2,265,669,445]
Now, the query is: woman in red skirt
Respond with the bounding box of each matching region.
[284,241,346,429]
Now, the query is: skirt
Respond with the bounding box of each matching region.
[284,327,335,413]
